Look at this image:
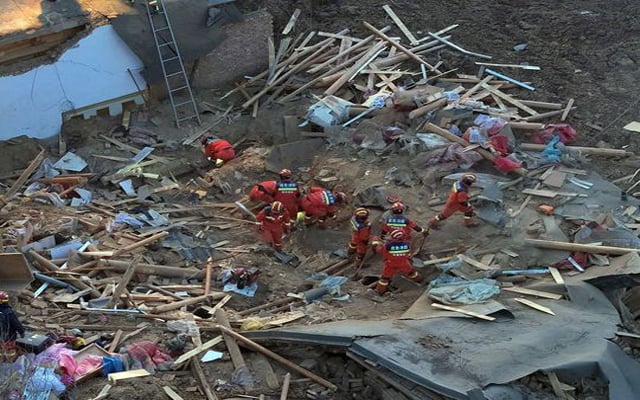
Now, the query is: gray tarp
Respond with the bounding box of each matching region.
[248,282,640,399]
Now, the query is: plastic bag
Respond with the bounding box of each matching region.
[474,114,507,136]
[463,127,487,144]
[102,355,124,376]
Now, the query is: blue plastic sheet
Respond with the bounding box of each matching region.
[428,275,500,305]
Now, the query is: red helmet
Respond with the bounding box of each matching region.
[391,202,405,213]
[279,169,292,180]
[0,291,8,303]
[461,173,477,186]
[354,207,369,219]
[390,229,406,241]
[271,201,284,213]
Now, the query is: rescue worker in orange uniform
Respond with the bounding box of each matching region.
[202,136,235,167]
[348,208,372,266]
[249,179,277,203]
[273,169,301,220]
[249,170,301,219]
[299,187,346,228]
[256,201,291,252]
[380,202,427,240]
[429,173,478,228]
[370,230,424,296]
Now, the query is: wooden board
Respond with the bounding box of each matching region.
[457,254,493,271]
[382,5,419,45]
[514,298,555,315]
[503,287,563,300]
[431,303,496,321]
[108,369,151,383]
[543,171,567,189]
[548,267,565,285]
[480,254,495,267]
[560,98,575,121]
[171,335,224,368]
[623,121,640,133]
[163,386,185,400]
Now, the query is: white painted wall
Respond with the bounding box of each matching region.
[0,25,147,140]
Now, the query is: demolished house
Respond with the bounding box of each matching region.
[1,1,640,400]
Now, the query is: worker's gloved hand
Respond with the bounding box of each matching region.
[371,236,382,249]
[329,213,337,220]
[296,211,305,224]
[422,228,430,237]
[215,158,224,168]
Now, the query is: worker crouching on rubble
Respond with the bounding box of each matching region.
[370,230,424,296]
[201,135,235,167]
[299,187,346,228]
[0,292,25,344]
[256,201,291,252]
[348,207,372,266]
[249,169,301,222]
[429,173,479,228]
[380,201,428,240]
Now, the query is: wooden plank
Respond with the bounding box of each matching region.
[520,143,633,157]
[191,359,220,400]
[525,238,639,256]
[548,267,565,285]
[523,107,575,122]
[481,84,538,115]
[108,369,151,383]
[514,298,556,315]
[543,171,567,189]
[557,167,588,176]
[457,254,493,271]
[616,331,640,339]
[2,148,45,205]
[503,287,563,300]
[251,353,280,390]
[89,384,112,400]
[280,372,291,400]
[216,325,338,390]
[363,21,439,72]
[215,309,252,388]
[106,261,137,308]
[623,121,640,133]
[480,254,495,267]
[431,303,496,321]
[282,9,301,35]
[108,329,124,353]
[267,36,276,80]
[163,386,185,400]
[382,5,419,45]
[171,336,224,368]
[460,75,493,101]
[560,98,575,121]
[547,372,569,399]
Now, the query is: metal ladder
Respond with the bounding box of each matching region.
[145,0,201,127]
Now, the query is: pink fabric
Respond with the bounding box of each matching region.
[493,156,522,172]
[534,124,577,144]
[74,355,103,378]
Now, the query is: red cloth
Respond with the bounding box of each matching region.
[300,188,337,218]
[274,181,301,217]
[489,135,510,155]
[256,207,291,250]
[493,156,522,173]
[249,180,277,203]
[380,214,420,239]
[534,124,578,145]
[440,181,472,219]
[349,217,371,255]
[204,139,235,161]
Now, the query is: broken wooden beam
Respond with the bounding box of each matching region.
[108,369,151,383]
[216,325,337,390]
[215,308,253,390]
[191,358,220,400]
[525,238,638,256]
[519,143,633,157]
[152,293,224,314]
[425,122,527,175]
[99,259,203,279]
[172,336,224,368]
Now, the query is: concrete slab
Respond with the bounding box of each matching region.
[0,25,145,140]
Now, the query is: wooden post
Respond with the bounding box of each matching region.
[1,149,45,207]
[525,238,637,255]
[216,325,337,391]
[152,293,224,314]
[204,260,213,296]
[214,308,253,389]
[112,231,169,257]
[100,259,203,279]
[106,261,137,308]
[238,297,296,316]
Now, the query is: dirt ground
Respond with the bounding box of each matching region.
[6,1,640,399]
